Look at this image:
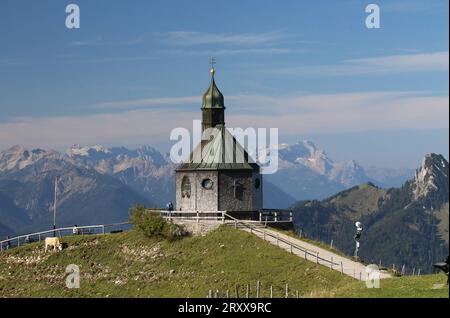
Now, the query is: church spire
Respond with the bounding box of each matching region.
[201,58,225,132]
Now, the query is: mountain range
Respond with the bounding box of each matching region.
[0,141,417,237]
[263,141,413,206]
[292,153,449,273]
[0,146,151,237]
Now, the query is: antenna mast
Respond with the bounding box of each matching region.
[53,177,58,236]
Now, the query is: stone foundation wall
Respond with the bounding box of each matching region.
[171,220,222,237]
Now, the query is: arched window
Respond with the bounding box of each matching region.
[181,176,191,198]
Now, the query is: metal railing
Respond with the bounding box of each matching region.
[0,222,130,252]
[259,209,293,222]
[157,210,226,222]
[224,213,340,268]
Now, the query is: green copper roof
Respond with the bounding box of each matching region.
[201,68,225,109]
[176,126,259,171]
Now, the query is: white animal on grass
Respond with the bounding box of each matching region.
[45,237,63,252]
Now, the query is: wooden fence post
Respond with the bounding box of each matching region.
[246,284,249,298]
[330,239,333,249]
[296,290,299,298]
[235,284,239,298]
[316,252,319,264]
[340,261,344,275]
[285,284,289,298]
[256,281,260,298]
[330,257,333,270]
[270,285,273,298]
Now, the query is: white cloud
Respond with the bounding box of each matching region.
[274,51,449,76]
[94,96,200,109]
[227,93,449,134]
[0,91,447,150]
[162,31,285,46]
[158,47,305,56]
[346,52,449,72]
[0,58,20,67]
[69,36,145,47]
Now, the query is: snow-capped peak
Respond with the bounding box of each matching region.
[67,144,111,157]
[260,140,368,186]
[0,145,59,173]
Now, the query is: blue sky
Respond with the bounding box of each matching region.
[0,0,448,169]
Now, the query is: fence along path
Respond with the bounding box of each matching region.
[0,222,131,251]
[224,213,391,281]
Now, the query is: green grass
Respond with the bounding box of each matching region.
[270,227,347,257]
[335,274,448,298]
[0,226,448,298]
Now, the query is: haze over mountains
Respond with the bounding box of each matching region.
[0,141,422,237]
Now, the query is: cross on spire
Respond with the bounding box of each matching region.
[209,56,216,76]
[209,56,216,69]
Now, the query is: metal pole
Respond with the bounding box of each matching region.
[53,177,58,237]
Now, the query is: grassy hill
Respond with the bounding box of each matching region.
[0,226,448,298]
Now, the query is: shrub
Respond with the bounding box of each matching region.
[129,205,187,241]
